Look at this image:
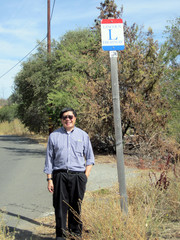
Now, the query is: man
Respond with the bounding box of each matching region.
[44,107,95,240]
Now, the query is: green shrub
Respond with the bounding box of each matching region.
[0,105,17,123]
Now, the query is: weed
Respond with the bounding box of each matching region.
[82,167,180,240]
[149,154,179,190]
[0,119,30,135]
[0,213,15,240]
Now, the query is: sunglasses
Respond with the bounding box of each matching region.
[62,115,74,120]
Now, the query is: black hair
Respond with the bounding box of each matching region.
[60,107,77,119]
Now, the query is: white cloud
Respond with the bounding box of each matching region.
[0,21,44,42]
[0,38,39,60]
[120,0,179,44]
[52,5,99,24]
[121,0,180,15]
[0,59,21,99]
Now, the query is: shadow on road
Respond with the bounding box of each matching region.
[7,226,54,240]
[0,135,40,144]
[1,209,54,240]
[2,146,45,156]
[0,135,46,156]
[0,209,52,228]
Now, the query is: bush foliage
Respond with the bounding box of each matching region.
[0,105,17,123]
[12,1,179,156]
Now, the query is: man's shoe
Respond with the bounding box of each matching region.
[70,233,82,240]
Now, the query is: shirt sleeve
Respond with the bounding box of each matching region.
[84,135,95,166]
[44,136,54,174]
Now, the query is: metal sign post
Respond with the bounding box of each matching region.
[110,51,128,213]
[101,19,128,214]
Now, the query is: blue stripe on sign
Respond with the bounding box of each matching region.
[102,46,125,51]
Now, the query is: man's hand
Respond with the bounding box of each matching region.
[85,165,93,178]
[47,174,54,193]
[48,180,54,193]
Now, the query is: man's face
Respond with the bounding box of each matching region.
[61,111,76,131]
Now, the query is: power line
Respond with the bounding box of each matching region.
[51,0,56,21]
[0,0,56,80]
[0,36,47,79]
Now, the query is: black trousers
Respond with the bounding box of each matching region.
[53,170,87,237]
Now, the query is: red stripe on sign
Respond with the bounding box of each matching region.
[101,19,123,24]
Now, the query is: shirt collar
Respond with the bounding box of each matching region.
[62,126,76,133]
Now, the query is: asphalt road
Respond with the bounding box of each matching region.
[0,136,53,231]
[0,135,141,239]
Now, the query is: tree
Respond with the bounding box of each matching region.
[95,0,123,26]
[0,104,17,123]
[14,41,58,133]
[0,98,8,106]
[47,29,102,128]
[13,0,170,156]
[87,1,169,153]
[160,17,180,142]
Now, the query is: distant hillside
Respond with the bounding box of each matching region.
[0,98,8,107]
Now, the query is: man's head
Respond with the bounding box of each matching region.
[60,107,77,131]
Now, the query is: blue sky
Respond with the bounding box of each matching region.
[0,0,179,99]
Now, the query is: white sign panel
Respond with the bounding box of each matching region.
[101,19,125,51]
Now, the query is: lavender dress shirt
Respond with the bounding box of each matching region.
[44,126,95,174]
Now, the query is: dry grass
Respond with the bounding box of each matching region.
[0,119,48,146]
[0,213,15,240]
[0,119,30,136]
[81,170,180,240]
[35,167,180,240]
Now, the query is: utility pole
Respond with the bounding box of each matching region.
[47,0,51,56]
[47,0,53,135]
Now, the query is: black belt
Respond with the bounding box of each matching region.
[53,169,85,174]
